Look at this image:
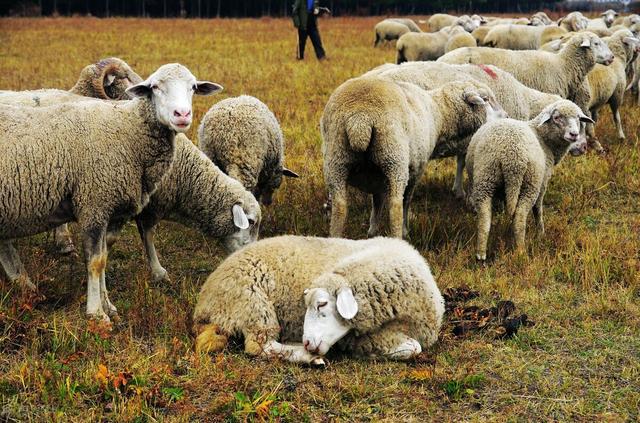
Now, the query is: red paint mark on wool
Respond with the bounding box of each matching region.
[477,64,498,80]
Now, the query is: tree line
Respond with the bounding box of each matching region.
[0,0,626,18]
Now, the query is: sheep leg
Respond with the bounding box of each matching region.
[402,179,418,239]
[83,224,109,322]
[532,182,547,234]
[452,154,466,199]
[368,191,386,238]
[98,234,118,318]
[0,240,36,292]
[136,218,168,283]
[609,97,625,140]
[512,198,534,254]
[351,324,422,360]
[329,181,348,238]
[475,197,492,261]
[54,224,76,254]
[244,334,324,364]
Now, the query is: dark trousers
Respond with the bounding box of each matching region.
[297,14,326,59]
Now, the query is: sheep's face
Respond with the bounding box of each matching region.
[222,197,261,253]
[126,63,222,132]
[537,101,593,155]
[580,34,615,65]
[302,286,357,356]
[601,10,618,27]
[455,15,478,33]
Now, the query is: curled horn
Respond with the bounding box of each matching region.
[91,58,125,100]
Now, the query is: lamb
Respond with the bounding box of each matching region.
[585,30,639,143]
[438,33,615,118]
[445,27,477,53]
[105,134,261,283]
[374,19,411,47]
[362,61,563,198]
[198,95,299,206]
[0,57,142,106]
[483,24,568,50]
[0,63,222,322]
[0,57,143,255]
[558,11,589,32]
[321,78,503,238]
[193,235,444,363]
[466,100,592,260]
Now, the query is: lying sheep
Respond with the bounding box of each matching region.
[374,19,411,47]
[362,61,563,198]
[439,33,615,119]
[484,24,567,50]
[193,235,444,363]
[0,57,143,255]
[586,30,639,143]
[322,78,503,238]
[0,57,142,106]
[558,11,589,32]
[0,63,222,322]
[198,95,299,206]
[466,100,592,260]
[445,27,477,53]
[106,135,261,283]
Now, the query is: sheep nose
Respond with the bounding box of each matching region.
[304,340,310,349]
[173,109,191,118]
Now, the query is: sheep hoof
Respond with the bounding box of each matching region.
[152,268,169,283]
[475,253,487,262]
[310,357,327,367]
[88,311,111,324]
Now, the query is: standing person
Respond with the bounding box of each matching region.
[293,0,327,61]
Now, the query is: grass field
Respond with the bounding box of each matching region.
[0,16,639,421]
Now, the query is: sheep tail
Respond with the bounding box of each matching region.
[504,167,525,219]
[346,113,374,153]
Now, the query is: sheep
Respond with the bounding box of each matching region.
[374,19,411,47]
[193,235,444,363]
[466,100,592,260]
[396,25,471,63]
[387,18,422,33]
[438,33,615,119]
[484,17,531,27]
[587,9,618,31]
[613,14,640,28]
[586,30,639,143]
[0,63,222,322]
[0,57,142,106]
[530,11,553,26]
[198,95,299,206]
[362,61,563,198]
[321,77,503,238]
[105,134,261,283]
[445,27,477,53]
[0,57,143,255]
[558,11,589,32]
[427,13,457,32]
[483,24,568,50]
[471,26,492,46]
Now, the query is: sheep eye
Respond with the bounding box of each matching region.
[192,84,197,91]
[151,84,159,90]
[248,218,256,226]
[317,301,328,311]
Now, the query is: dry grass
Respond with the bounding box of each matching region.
[0,16,639,421]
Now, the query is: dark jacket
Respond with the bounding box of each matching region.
[292,0,319,30]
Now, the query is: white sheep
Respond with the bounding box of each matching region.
[193,235,444,363]
[105,134,261,283]
[445,26,477,53]
[427,13,458,32]
[613,14,640,28]
[362,61,563,198]
[483,24,568,50]
[198,95,299,206]
[587,9,618,30]
[558,11,589,32]
[0,63,222,322]
[439,33,615,119]
[322,77,504,238]
[387,18,422,32]
[530,11,553,26]
[374,19,412,47]
[466,100,592,260]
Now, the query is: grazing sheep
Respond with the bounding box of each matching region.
[388,18,422,32]
[427,13,457,32]
[104,135,261,283]
[445,27,477,53]
[530,11,553,26]
[193,235,444,363]
[439,33,615,118]
[374,19,411,47]
[613,14,640,28]
[198,95,299,206]
[0,63,222,322]
[558,11,589,32]
[396,25,472,62]
[484,24,568,50]
[0,57,143,255]
[466,100,592,260]
[586,30,639,143]
[362,61,563,198]
[322,78,503,238]
[0,57,142,106]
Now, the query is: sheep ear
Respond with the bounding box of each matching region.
[464,92,485,106]
[282,167,300,178]
[538,109,554,126]
[195,81,223,96]
[232,204,249,229]
[623,36,636,46]
[336,287,358,320]
[126,82,152,98]
[579,114,595,124]
[580,37,591,48]
[549,40,562,51]
[105,73,117,87]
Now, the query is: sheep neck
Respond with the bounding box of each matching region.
[559,42,596,97]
